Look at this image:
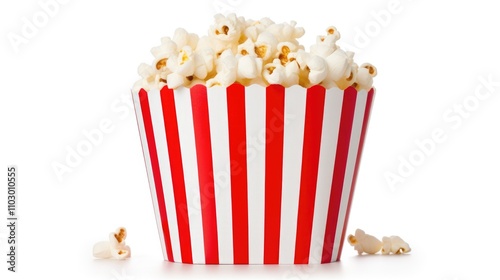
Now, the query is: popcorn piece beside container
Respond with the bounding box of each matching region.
[93,227,131,260]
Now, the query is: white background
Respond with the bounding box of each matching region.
[1,0,500,279]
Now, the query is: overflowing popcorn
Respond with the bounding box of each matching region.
[347,229,411,255]
[133,14,377,92]
[93,227,131,259]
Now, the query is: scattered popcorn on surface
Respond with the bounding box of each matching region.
[381,235,411,255]
[93,227,131,260]
[347,229,411,255]
[133,14,376,92]
[347,229,382,255]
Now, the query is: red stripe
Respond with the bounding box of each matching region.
[160,87,193,264]
[226,83,249,264]
[190,85,219,264]
[335,89,375,261]
[321,87,358,263]
[263,85,285,264]
[294,85,326,264]
[138,89,174,262]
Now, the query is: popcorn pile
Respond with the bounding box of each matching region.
[133,14,377,92]
[347,229,411,255]
[93,227,131,260]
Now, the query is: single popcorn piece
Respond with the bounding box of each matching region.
[288,50,310,87]
[347,229,383,255]
[304,53,328,85]
[132,63,160,92]
[164,45,197,88]
[323,49,357,89]
[133,14,377,91]
[235,38,264,84]
[242,17,275,42]
[381,235,411,255]
[167,46,195,77]
[354,63,377,91]
[237,54,262,81]
[324,49,350,80]
[195,41,216,76]
[288,50,328,87]
[347,229,411,255]
[254,31,278,63]
[263,58,286,85]
[335,62,358,90]
[206,49,237,87]
[172,28,199,51]
[150,37,178,73]
[93,227,131,260]
[310,26,340,58]
[266,20,305,46]
[209,13,243,54]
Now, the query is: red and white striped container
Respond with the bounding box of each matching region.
[132,83,375,264]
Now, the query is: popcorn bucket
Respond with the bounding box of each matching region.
[132,83,375,264]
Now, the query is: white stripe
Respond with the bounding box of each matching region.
[279,85,307,264]
[207,86,234,264]
[147,89,182,262]
[174,88,205,264]
[331,90,368,262]
[245,84,266,264]
[308,87,344,264]
[132,90,169,261]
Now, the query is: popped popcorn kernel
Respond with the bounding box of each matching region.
[133,15,376,90]
[354,63,377,90]
[263,58,286,84]
[93,227,131,260]
[347,229,382,255]
[347,229,411,255]
[381,236,411,255]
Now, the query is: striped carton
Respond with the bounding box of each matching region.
[132,83,374,264]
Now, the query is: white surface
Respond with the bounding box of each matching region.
[1,0,499,279]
